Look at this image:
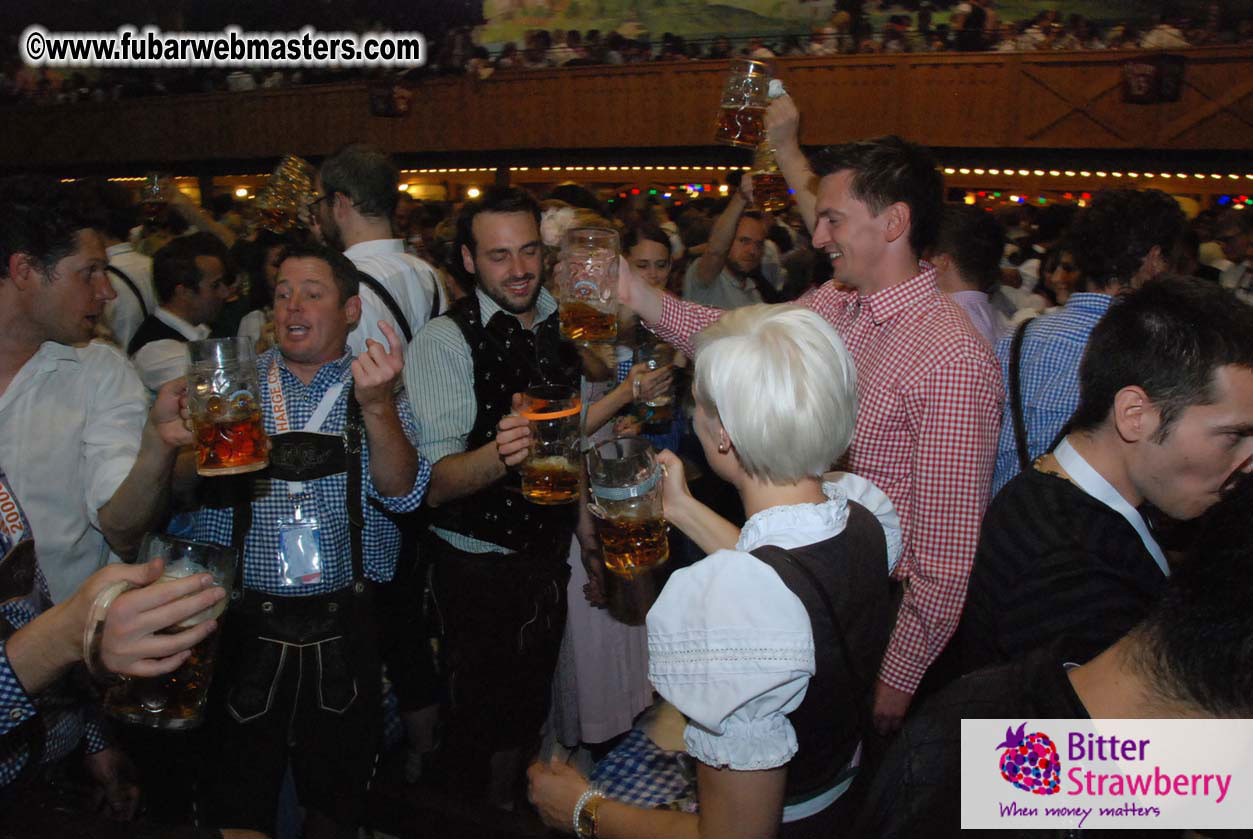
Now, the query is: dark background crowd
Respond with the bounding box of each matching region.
[3,1,1252,105]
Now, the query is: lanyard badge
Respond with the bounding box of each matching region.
[267,360,346,587]
[276,501,323,587]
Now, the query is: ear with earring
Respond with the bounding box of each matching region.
[717,430,730,454]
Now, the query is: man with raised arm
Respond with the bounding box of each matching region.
[617,96,1002,734]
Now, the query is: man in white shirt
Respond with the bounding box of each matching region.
[128,233,232,393]
[74,179,157,349]
[1215,209,1253,304]
[312,143,441,354]
[0,175,195,602]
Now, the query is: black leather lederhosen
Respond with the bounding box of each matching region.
[219,388,371,721]
[197,387,383,830]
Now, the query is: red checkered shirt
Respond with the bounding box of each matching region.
[652,263,1003,694]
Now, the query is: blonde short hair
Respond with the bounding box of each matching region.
[693,304,857,483]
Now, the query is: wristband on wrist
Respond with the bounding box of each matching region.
[82,580,132,686]
[572,784,604,838]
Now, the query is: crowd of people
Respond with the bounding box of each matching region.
[5,2,1253,105]
[2,89,1253,839]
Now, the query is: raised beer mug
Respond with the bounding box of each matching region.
[556,227,619,345]
[714,58,772,149]
[139,172,172,223]
[633,338,676,426]
[187,338,270,476]
[586,437,669,577]
[519,384,583,505]
[750,140,791,214]
[92,533,238,730]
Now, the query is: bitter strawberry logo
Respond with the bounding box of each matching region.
[996,722,1061,795]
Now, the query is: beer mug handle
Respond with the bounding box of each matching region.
[82,580,135,685]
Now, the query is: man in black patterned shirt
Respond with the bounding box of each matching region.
[958,277,1253,674]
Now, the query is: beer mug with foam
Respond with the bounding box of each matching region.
[556,227,619,345]
[519,384,582,505]
[94,534,238,730]
[187,337,269,476]
[586,437,669,577]
[714,58,772,148]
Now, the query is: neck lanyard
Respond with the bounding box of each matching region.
[267,357,345,496]
[1054,437,1170,577]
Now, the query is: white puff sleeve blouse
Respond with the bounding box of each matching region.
[646,477,900,771]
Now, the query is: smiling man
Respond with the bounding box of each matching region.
[187,241,429,838]
[404,186,582,809]
[617,99,1003,736]
[0,176,195,602]
[958,276,1253,673]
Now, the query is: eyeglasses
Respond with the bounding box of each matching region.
[307,194,328,216]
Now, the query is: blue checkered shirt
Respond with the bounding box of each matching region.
[191,349,430,596]
[0,563,109,790]
[991,293,1116,495]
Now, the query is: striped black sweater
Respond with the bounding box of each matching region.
[955,466,1167,674]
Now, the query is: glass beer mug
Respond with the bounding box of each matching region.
[633,338,676,426]
[714,58,772,149]
[750,140,791,214]
[93,534,238,730]
[187,338,270,476]
[138,172,172,223]
[519,385,583,505]
[586,437,669,577]
[556,227,619,345]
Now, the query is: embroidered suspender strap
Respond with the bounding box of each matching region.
[106,265,149,319]
[357,271,412,343]
[1008,316,1034,472]
[345,388,366,590]
[230,480,251,600]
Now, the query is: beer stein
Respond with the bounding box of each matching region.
[187,338,270,476]
[556,227,619,345]
[92,534,238,730]
[519,384,582,505]
[750,140,791,214]
[586,437,669,577]
[138,172,172,223]
[714,58,772,148]
[633,338,676,425]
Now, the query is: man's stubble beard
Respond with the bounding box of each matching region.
[480,274,543,316]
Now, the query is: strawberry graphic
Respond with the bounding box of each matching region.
[996,722,1061,795]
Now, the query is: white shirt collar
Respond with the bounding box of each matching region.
[155,307,211,341]
[1054,437,1169,577]
[105,242,135,258]
[473,286,558,329]
[344,238,405,258]
[736,481,851,553]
